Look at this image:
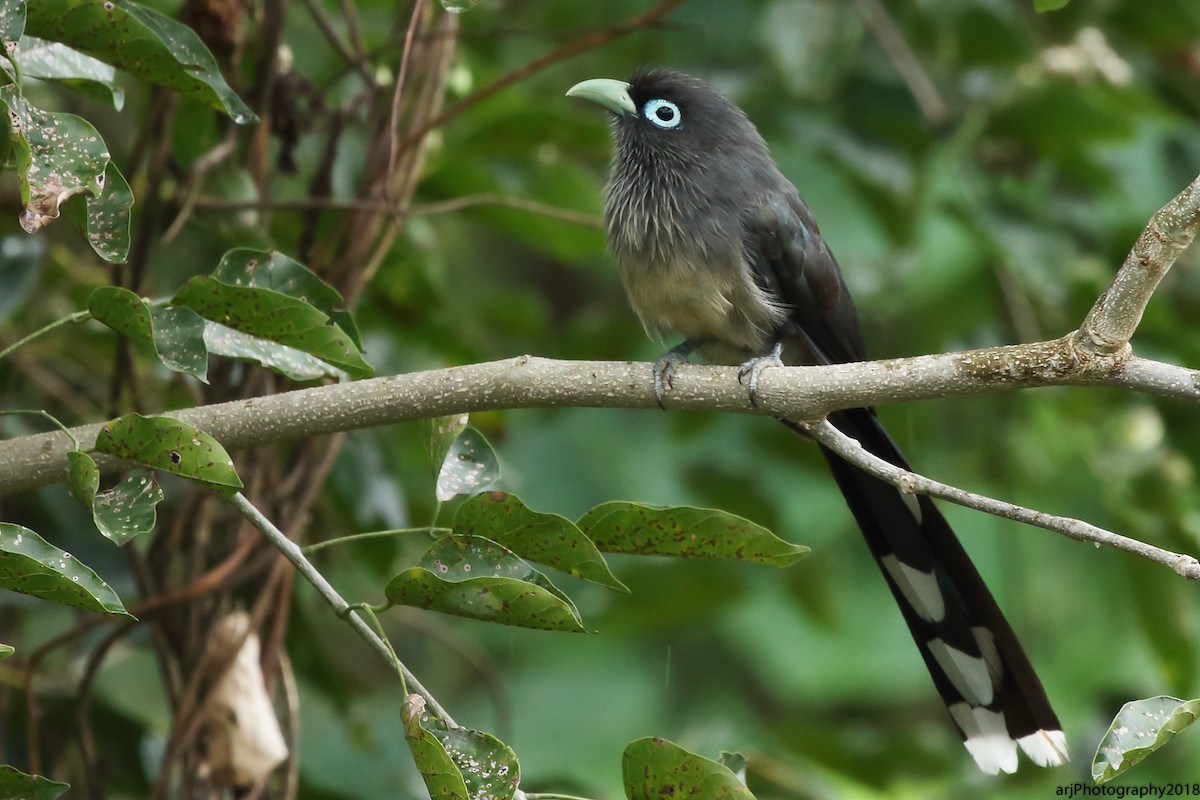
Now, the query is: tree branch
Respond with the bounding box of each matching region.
[803,420,1200,581]
[1076,172,1200,354]
[3,171,1200,590]
[229,492,457,724]
[1,347,1197,497]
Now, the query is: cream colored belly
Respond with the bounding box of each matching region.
[618,258,787,363]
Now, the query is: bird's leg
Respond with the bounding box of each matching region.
[737,338,785,407]
[652,340,698,408]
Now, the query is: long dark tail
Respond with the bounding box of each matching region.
[784,409,1067,774]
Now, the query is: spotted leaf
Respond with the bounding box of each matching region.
[93,413,242,497]
[0,522,131,617]
[578,502,808,566]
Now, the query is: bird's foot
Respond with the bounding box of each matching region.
[652,341,696,408]
[738,340,785,407]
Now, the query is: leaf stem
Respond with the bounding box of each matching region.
[0,408,80,450]
[0,310,91,362]
[301,526,450,554]
[229,492,455,724]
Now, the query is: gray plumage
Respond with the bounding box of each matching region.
[569,67,1068,774]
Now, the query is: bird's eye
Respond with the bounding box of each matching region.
[643,98,682,130]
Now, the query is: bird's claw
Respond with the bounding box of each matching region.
[652,343,695,409]
[738,341,785,407]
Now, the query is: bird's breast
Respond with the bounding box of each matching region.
[616,254,786,364]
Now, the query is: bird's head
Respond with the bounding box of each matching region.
[567,68,767,168]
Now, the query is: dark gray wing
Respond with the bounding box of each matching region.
[741,190,866,366]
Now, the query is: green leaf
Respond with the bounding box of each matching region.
[16,36,124,109]
[0,643,14,660]
[93,413,243,497]
[66,449,99,506]
[88,287,208,380]
[402,695,520,800]
[453,492,627,591]
[92,471,163,545]
[212,249,347,321]
[427,413,470,473]
[719,751,749,776]
[172,275,372,377]
[0,522,131,617]
[148,305,209,378]
[67,450,162,543]
[402,696,470,800]
[60,160,133,263]
[23,0,255,123]
[1033,0,1070,10]
[0,86,107,233]
[385,535,587,632]
[203,321,343,381]
[435,428,499,501]
[0,765,69,800]
[0,2,26,55]
[88,286,150,339]
[1093,696,1200,783]
[579,502,809,566]
[622,738,755,800]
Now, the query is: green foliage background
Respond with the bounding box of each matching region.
[2,0,1200,798]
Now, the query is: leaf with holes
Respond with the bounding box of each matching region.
[453,492,626,591]
[92,471,163,545]
[88,287,208,380]
[93,413,242,497]
[578,502,808,566]
[0,522,131,617]
[66,449,99,506]
[14,36,123,108]
[1093,696,1200,783]
[172,276,371,378]
[402,695,470,800]
[435,428,499,501]
[385,535,586,632]
[0,1,25,56]
[403,695,520,800]
[60,160,132,263]
[24,0,254,123]
[428,414,470,474]
[623,738,755,800]
[0,86,108,235]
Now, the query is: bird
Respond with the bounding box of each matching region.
[567,68,1068,775]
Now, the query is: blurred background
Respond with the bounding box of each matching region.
[2,0,1200,797]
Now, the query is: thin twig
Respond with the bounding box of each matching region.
[388,0,428,185]
[804,419,1200,580]
[191,191,603,227]
[1078,172,1200,354]
[161,131,240,244]
[228,492,456,725]
[853,0,947,123]
[395,0,688,154]
[299,0,372,84]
